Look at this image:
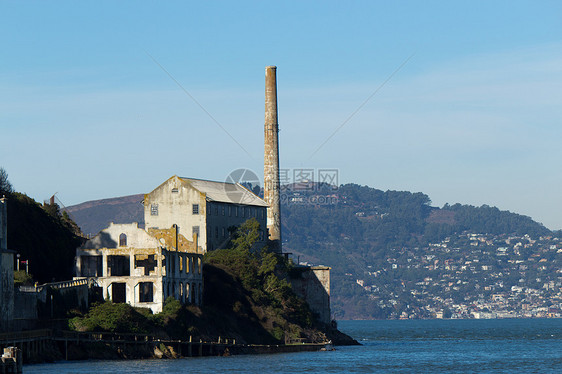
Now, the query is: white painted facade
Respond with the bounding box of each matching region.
[144,176,268,252]
[0,197,14,331]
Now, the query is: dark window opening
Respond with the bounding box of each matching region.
[108,255,130,276]
[151,204,158,216]
[192,204,199,214]
[139,282,154,303]
[80,255,102,277]
[111,282,126,303]
[119,233,127,247]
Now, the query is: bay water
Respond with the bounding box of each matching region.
[25,319,562,373]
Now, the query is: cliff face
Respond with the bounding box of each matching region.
[198,263,358,345]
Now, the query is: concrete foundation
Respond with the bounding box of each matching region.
[290,266,331,324]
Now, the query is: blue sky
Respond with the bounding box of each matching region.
[1,1,561,229]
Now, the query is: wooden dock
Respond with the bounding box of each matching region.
[0,347,22,374]
[0,329,330,364]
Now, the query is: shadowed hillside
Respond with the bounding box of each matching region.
[65,194,144,236]
[7,193,84,283]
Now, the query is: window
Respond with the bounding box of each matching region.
[192,226,200,236]
[172,188,179,193]
[151,204,158,216]
[228,206,231,216]
[135,254,157,276]
[192,204,199,215]
[139,282,154,303]
[215,205,218,215]
[222,206,225,216]
[215,227,218,238]
[207,203,212,215]
[221,227,225,237]
[111,283,126,303]
[108,255,130,276]
[80,256,102,277]
[235,206,238,217]
[242,207,245,218]
[119,233,127,247]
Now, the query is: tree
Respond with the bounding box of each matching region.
[0,167,13,195]
[231,218,261,252]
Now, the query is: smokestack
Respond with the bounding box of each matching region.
[264,66,282,252]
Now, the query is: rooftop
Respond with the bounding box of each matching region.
[180,177,268,207]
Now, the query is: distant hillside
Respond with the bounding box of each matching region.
[65,183,554,318]
[65,194,144,236]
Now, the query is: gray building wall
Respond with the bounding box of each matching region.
[206,201,267,251]
[289,266,331,325]
[0,197,6,250]
[0,197,14,332]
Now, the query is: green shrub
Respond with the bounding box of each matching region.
[69,301,153,333]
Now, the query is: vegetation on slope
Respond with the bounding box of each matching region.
[1,168,83,283]
[6,193,83,283]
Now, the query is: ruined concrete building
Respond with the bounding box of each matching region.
[0,197,14,331]
[75,175,268,312]
[76,222,203,313]
[144,176,268,252]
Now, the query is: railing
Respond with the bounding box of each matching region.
[17,279,88,293]
[0,329,52,343]
[53,330,237,345]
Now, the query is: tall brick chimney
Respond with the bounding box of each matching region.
[264,66,282,252]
